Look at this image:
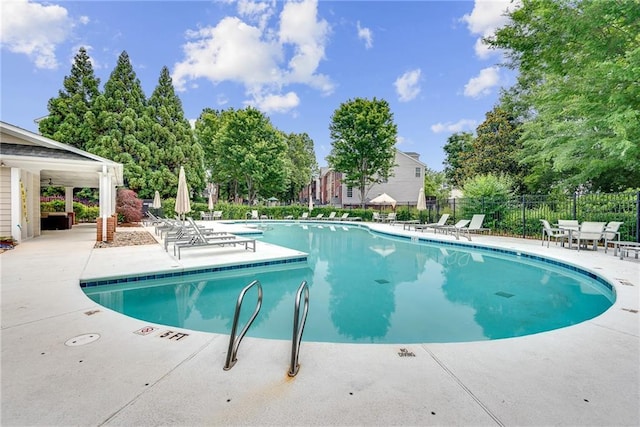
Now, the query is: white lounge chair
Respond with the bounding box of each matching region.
[246,210,259,220]
[372,212,382,222]
[540,219,569,247]
[323,212,337,220]
[439,219,471,240]
[299,212,309,220]
[314,214,324,220]
[415,213,450,232]
[174,218,256,259]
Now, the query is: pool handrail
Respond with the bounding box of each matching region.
[288,280,309,377]
[224,280,263,370]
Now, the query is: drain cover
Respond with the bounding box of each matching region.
[65,333,100,347]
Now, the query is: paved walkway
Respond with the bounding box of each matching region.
[1,222,638,426]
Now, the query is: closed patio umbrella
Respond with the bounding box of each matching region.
[208,192,214,212]
[416,188,426,211]
[152,190,162,215]
[175,166,191,223]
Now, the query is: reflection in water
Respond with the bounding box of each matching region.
[85,224,614,344]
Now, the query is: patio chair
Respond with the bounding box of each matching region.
[415,213,450,233]
[602,221,623,253]
[212,210,223,220]
[338,213,349,221]
[314,214,324,220]
[246,210,259,220]
[299,212,309,220]
[372,212,382,222]
[540,219,570,247]
[439,219,471,240]
[163,217,230,251]
[384,212,397,224]
[570,221,606,251]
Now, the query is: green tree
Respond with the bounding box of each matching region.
[86,51,149,193]
[38,47,100,150]
[462,107,524,192]
[423,168,449,203]
[214,108,288,204]
[327,97,397,208]
[487,0,640,192]
[442,131,474,188]
[283,132,318,203]
[143,66,204,199]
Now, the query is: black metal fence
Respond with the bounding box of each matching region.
[419,191,639,242]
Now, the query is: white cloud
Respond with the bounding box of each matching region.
[173,0,332,114]
[464,66,500,98]
[249,91,300,113]
[0,0,73,69]
[394,69,421,102]
[236,0,275,30]
[357,21,373,49]
[430,119,477,134]
[461,0,520,59]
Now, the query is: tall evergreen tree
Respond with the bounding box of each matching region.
[142,66,204,199]
[86,51,149,193]
[462,107,524,192]
[39,47,100,150]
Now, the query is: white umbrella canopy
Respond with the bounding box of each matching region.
[152,190,162,209]
[416,188,426,211]
[174,166,191,221]
[369,192,397,208]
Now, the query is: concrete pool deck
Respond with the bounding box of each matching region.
[1,221,638,426]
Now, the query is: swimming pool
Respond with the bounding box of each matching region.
[82,223,615,343]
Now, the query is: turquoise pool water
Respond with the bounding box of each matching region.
[83,223,614,343]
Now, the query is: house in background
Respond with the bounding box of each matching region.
[0,121,123,243]
[320,150,427,208]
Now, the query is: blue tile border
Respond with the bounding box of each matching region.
[80,256,308,288]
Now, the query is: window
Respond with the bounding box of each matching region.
[415,167,421,178]
[347,186,353,197]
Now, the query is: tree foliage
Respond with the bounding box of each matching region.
[442,131,474,188]
[39,47,100,150]
[327,97,397,207]
[283,132,318,203]
[462,107,524,192]
[195,108,289,204]
[487,0,640,192]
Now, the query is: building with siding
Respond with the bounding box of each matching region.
[0,122,123,243]
[320,150,427,208]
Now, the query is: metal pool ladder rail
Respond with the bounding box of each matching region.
[223,280,263,370]
[288,280,309,377]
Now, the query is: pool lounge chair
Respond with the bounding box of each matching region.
[299,212,309,220]
[174,219,256,259]
[415,213,450,232]
[439,219,471,240]
[163,218,230,251]
[314,214,324,220]
[323,212,337,220]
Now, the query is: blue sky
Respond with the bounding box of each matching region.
[1,0,518,171]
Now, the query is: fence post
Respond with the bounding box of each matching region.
[636,191,640,242]
[572,192,577,220]
[522,194,526,239]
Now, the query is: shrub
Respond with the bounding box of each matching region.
[116,189,143,223]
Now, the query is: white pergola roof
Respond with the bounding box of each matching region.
[0,121,123,188]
